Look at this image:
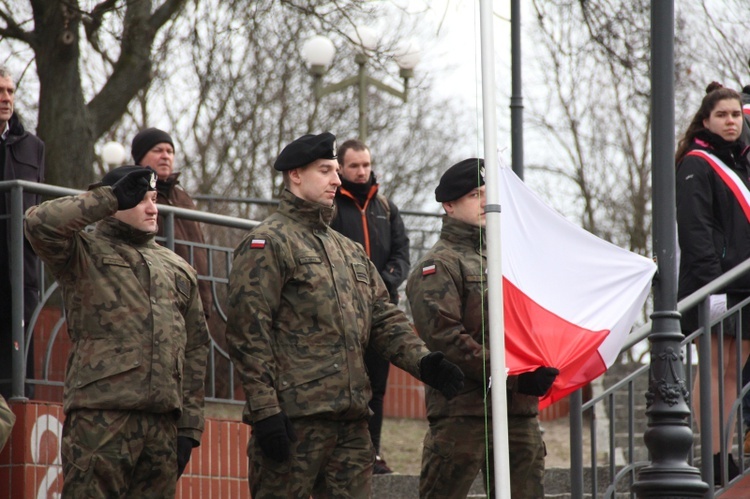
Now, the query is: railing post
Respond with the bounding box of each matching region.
[569,388,584,497]
[9,185,27,400]
[631,1,707,496]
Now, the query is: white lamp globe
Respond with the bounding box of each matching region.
[351,25,379,53]
[394,39,422,70]
[101,141,126,166]
[301,35,336,68]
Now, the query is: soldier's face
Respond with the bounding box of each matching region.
[0,76,15,129]
[289,159,341,206]
[113,191,159,233]
[443,186,486,227]
[339,148,372,184]
[139,143,175,181]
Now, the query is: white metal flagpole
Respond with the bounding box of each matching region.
[478,0,512,497]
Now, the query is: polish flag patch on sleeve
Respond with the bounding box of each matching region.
[422,263,437,276]
[250,239,266,249]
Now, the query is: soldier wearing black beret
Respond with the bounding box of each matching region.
[407,157,559,499]
[227,134,466,497]
[435,157,486,202]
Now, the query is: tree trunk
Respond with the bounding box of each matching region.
[33,1,96,189]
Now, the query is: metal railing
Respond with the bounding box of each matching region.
[1,180,442,405]
[569,256,750,497]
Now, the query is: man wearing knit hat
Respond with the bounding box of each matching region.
[131,128,213,319]
[25,165,209,497]
[406,158,559,499]
[226,132,466,498]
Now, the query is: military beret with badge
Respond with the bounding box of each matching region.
[274,132,337,171]
[435,158,485,202]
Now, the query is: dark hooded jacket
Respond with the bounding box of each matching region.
[330,173,409,304]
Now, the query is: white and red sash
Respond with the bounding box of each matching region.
[687,149,750,222]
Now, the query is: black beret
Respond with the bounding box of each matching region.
[274,132,337,171]
[88,165,157,191]
[131,127,175,165]
[435,158,485,202]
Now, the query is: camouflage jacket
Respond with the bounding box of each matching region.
[226,189,429,424]
[406,216,539,418]
[24,188,209,442]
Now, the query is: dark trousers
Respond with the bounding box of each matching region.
[364,344,390,454]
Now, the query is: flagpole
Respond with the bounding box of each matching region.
[478,1,512,497]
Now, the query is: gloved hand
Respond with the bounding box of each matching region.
[176,436,196,478]
[419,352,465,400]
[517,366,559,396]
[111,167,155,210]
[252,412,297,462]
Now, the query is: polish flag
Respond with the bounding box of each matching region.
[497,166,656,409]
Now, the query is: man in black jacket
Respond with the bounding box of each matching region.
[0,65,45,399]
[330,139,409,474]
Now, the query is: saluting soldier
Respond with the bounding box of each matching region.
[226,132,465,498]
[406,158,559,499]
[24,166,209,498]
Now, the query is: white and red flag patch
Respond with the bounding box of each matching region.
[497,166,656,409]
[250,239,266,249]
[422,264,437,276]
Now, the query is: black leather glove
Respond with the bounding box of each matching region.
[517,366,560,396]
[176,436,196,478]
[419,352,465,400]
[111,168,155,210]
[253,412,297,462]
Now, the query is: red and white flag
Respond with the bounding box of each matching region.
[498,166,656,408]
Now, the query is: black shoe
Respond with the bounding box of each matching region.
[713,452,740,486]
[373,456,393,475]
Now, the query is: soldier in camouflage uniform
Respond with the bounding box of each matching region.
[406,158,559,499]
[226,132,465,499]
[24,165,209,498]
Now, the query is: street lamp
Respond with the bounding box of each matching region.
[301,26,421,143]
[101,141,126,166]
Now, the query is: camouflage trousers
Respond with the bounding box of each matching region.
[248,417,373,498]
[420,415,545,499]
[60,409,178,499]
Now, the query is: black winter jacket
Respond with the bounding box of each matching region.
[676,130,750,299]
[331,174,410,304]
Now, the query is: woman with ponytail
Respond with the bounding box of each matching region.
[676,81,750,486]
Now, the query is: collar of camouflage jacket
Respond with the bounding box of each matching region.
[279,189,335,229]
[96,216,157,246]
[441,216,484,251]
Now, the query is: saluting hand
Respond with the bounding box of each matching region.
[111,167,155,210]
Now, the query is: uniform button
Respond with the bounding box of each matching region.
[348,346,354,351]
[154,340,160,346]
[282,381,288,386]
[147,261,153,266]
[151,297,157,304]
[133,361,140,366]
[76,380,82,387]
[333,363,339,368]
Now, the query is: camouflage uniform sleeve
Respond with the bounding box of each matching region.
[367,258,429,379]
[0,395,15,451]
[226,234,284,423]
[24,187,118,277]
[406,259,487,381]
[178,275,210,443]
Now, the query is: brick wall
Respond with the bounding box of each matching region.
[0,401,251,499]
